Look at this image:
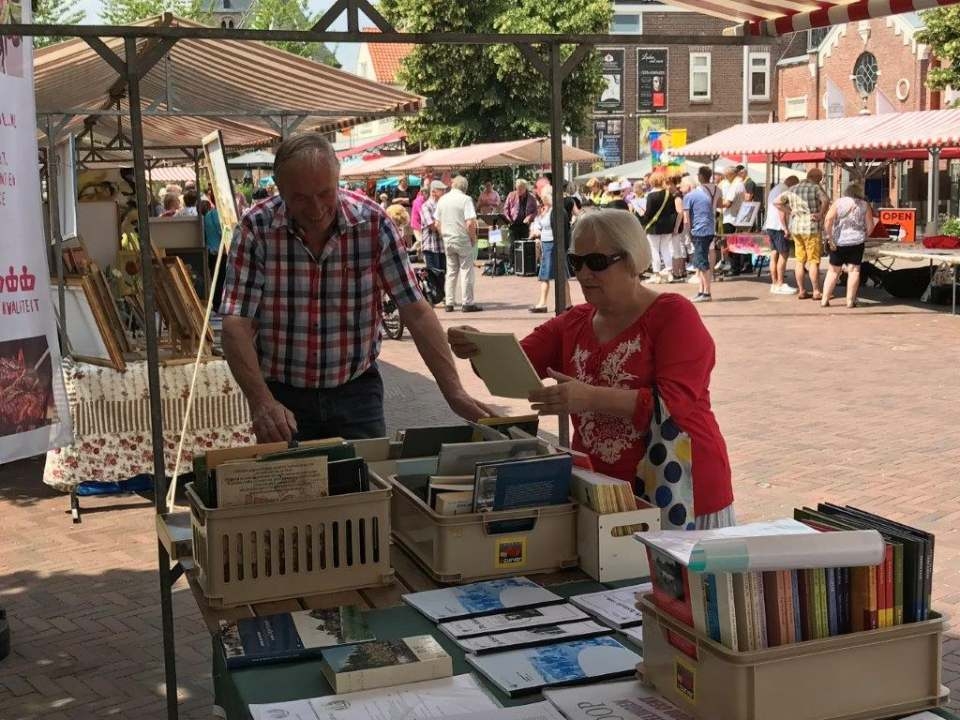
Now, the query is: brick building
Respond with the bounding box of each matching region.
[587,1,793,167]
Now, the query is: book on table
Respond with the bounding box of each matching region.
[403,576,562,622]
[454,620,612,654]
[544,678,693,720]
[473,454,573,513]
[569,583,651,629]
[400,425,476,458]
[458,329,544,399]
[318,635,452,694]
[439,603,590,638]
[218,606,373,668]
[435,437,545,476]
[465,635,641,697]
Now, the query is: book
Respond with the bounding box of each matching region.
[435,490,475,515]
[762,571,790,647]
[328,458,370,496]
[427,475,473,508]
[732,573,754,651]
[465,636,642,697]
[646,545,694,627]
[435,438,544,476]
[477,414,540,439]
[570,470,638,514]
[473,454,573,513]
[459,329,544,399]
[445,702,566,720]
[318,635,452,694]
[569,583,651,628]
[215,456,328,508]
[400,425,475,458]
[403,576,562,622]
[455,620,611,654]
[440,603,590,638]
[218,606,373,668]
[544,679,694,720]
[620,625,643,648]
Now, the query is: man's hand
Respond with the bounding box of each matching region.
[528,368,596,415]
[444,387,494,422]
[447,325,480,359]
[251,399,298,443]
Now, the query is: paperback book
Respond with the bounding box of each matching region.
[569,583,651,628]
[473,454,572,513]
[403,577,562,622]
[455,621,611,654]
[318,635,452,694]
[544,679,692,720]
[465,636,641,697]
[439,603,590,638]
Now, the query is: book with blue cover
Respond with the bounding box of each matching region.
[473,454,572,513]
[465,635,641,697]
[403,576,562,622]
[218,606,373,668]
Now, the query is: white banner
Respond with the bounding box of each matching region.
[0,5,73,464]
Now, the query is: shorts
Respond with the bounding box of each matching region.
[538,241,555,281]
[691,235,714,271]
[793,233,821,265]
[766,229,789,256]
[829,243,865,268]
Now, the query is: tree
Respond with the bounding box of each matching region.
[918,7,960,106]
[100,0,208,25]
[247,0,340,66]
[34,0,86,48]
[381,0,610,147]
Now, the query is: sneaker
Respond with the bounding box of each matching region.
[461,304,484,313]
[692,293,712,303]
[444,305,455,312]
[776,284,798,295]
[528,306,548,313]
[769,284,778,294]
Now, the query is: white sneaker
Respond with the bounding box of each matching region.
[769,284,778,294]
[776,284,798,295]
[687,275,700,284]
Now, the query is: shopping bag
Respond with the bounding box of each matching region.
[638,386,695,530]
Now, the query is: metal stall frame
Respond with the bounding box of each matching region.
[2,4,765,717]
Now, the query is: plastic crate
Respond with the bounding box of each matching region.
[639,595,944,720]
[577,498,661,582]
[388,475,578,584]
[187,472,394,608]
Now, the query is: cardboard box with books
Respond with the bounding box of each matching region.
[188,437,396,608]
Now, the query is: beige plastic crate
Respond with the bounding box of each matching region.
[187,472,394,608]
[639,595,944,720]
[389,475,579,584]
[577,498,661,582]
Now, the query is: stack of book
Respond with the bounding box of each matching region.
[571,469,638,515]
[635,510,934,651]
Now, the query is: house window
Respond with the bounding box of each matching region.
[807,27,829,51]
[611,13,641,33]
[223,0,231,8]
[748,52,770,101]
[689,52,711,102]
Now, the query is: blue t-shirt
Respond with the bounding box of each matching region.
[682,187,715,238]
[203,208,222,253]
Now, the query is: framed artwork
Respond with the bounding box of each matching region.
[56,135,78,240]
[165,247,209,301]
[202,130,239,251]
[734,201,761,228]
[50,276,126,370]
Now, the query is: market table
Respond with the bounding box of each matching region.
[874,244,960,314]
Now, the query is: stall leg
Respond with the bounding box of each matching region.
[70,488,81,523]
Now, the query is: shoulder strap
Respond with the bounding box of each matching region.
[644,191,671,232]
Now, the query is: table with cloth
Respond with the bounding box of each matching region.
[43,358,254,491]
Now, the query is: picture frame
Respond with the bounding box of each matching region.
[165,247,209,301]
[202,129,239,251]
[50,275,126,371]
[735,201,761,228]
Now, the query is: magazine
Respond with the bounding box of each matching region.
[403,577,561,622]
[440,604,589,638]
[569,583,651,628]
[456,621,610,654]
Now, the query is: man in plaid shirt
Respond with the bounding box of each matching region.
[775,168,830,300]
[419,180,447,278]
[220,134,491,443]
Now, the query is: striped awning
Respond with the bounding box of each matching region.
[681,109,960,158]
[149,166,196,183]
[661,0,960,37]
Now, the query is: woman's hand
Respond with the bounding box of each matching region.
[447,325,480,359]
[528,368,596,415]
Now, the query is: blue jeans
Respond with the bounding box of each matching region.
[266,365,386,441]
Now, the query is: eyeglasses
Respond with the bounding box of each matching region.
[567,253,625,272]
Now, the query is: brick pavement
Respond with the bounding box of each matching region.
[1,268,960,718]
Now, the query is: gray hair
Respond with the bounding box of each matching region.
[515,178,529,191]
[844,183,865,199]
[571,209,651,275]
[451,175,469,192]
[273,133,339,181]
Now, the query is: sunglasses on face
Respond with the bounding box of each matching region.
[568,252,625,272]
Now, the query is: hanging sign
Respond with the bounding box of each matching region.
[593,118,623,168]
[0,5,73,464]
[637,48,668,114]
[595,49,624,114]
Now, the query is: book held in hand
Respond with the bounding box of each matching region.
[459,329,544,399]
[403,576,562,622]
[218,606,373,668]
[319,635,452,694]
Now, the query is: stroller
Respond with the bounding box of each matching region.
[415,265,446,307]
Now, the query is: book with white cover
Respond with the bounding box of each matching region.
[457,621,611,654]
[440,604,590,638]
[569,583,651,628]
[403,576,562,622]
[304,674,498,720]
[459,329,544,399]
[544,679,692,720]
[619,625,643,648]
[446,702,566,720]
[465,636,641,697]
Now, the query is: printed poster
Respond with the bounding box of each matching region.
[202,129,239,250]
[595,48,624,114]
[0,1,73,463]
[637,48,668,114]
[593,118,623,168]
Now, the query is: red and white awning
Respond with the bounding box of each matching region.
[149,166,196,183]
[661,0,960,37]
[681,109,960,158]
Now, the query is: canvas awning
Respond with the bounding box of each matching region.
[661,0,960,37]
[388,138,597,172]
[149,166,196,183]
[337,130,407,161]
[680,109,960,160]
[339,154,421,179]
[228,150,276,168]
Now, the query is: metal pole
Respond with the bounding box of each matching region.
[741,45,749,168]
[548,42,570,449]
[125,37,179,720]
[930,147,941,235]
[45,118,66,336]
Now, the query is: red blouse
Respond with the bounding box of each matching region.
[519,293,733,516]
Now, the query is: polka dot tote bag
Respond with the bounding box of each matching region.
[638,387,695,530]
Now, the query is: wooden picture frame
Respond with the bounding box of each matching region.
[202,130,239,251]
[84,269,132,354]
[50,276,126,371]
[165,247,209,301]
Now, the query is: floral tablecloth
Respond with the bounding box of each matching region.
[44,358,254,491]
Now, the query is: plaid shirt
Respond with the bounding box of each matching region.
[779,181,829,236]
[419,198,443,254]
[220,191,423,389]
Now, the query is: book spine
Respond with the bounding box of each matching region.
[798,570,811,641]
[839,567,850,634]
[884,545,894,627]
[689,573,708,637]
[704,574,722,643]
[753,572,767,650]
[850,567,867,632]
[866,565,879,630]
[762,572,782,647]
[825,568,838,637]
[743,575,756,651]
[716,573,738,651]
[790,570,801,643]
[893,545,904,626]
[779,571,793,645]
[923,536,934,620]
[815,569,827,639]
[876,547,888,628]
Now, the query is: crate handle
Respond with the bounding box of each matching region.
[482,509,541,535]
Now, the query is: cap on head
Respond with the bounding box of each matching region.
[430,180,447,191]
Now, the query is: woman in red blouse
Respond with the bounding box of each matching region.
[449,209,734,528]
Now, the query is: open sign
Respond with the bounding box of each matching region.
[879,208,917,244]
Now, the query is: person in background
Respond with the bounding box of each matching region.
[563,181,582,229]
[251,187,269,204]
[667,170,688,282]
[390,176,413,207]
[419,180,447,299]
[528,186,571,313]
[763,174,799,295]
[448,210,734,529]
[821,183,875,308]
[718,167,745,275]
[477,180,502,215]
[436,175,482,313]
[584,177,604,206]
[160,193,180,217]
[503,179,539,259]
[775,168,830,300]
[176,189,199,217]
[410,184,427,258]
[235,190,249,217]
[200,199,225,312]
[683,166,720,303]
[736,165,757,273]
[641,172,681,282]
[378,193,390,210]
[629,181,647,217]
[605,180,630,211]
[385,203,412,250]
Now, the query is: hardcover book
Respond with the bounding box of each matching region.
[455,620,610,654]
[403,577,562,622]
[439,603,589,638]
[319,635,452,694]
[473,454,573,513]
[215,456,328,508]
[569,583,651,628]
